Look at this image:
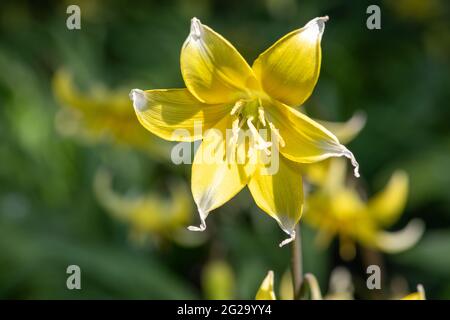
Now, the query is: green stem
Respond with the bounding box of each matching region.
[291,223,303,299]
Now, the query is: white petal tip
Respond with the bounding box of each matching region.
[187,225,206,232]
[129,89,147,111]
[190,17,203,40]
[188,208,208,232]
[187,219,206,231]
[303,16,329,42]
[342,148,360,178]
[279,229,296,247]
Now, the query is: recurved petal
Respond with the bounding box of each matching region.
[130,88,230,142]
[316,111,367,144]
[266,100,359,177]
[252,17,328,107]
[375,219,424,254]
[255,271,276,300]
[189,116,251,231]
[248,155,303,247]
[181,18,258,104]
[368,170,409,227]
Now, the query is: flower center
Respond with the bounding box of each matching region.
[229,98,285,158]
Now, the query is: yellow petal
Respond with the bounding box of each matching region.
[181,18,258,104]
[265,100,359,177]
[189,116,251,231]
[252,16,328,107]
[130,88,230,142]
[368,170,409,227]
[255,271,276,300]
[248,155,303,247]
[316,111,367,144]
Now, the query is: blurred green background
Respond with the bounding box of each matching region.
[0,0,449,299]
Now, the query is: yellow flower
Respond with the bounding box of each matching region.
[130,17,359,246]
[52,69,170,159]
[93,169,193,243]
[304,158,424,260]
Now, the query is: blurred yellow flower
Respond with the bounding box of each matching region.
[52,69,170,159]
[401,284,426,300]
[93,169,194,244]
[202,260,236,300]
[304,158,424,260]
[130,17,359,246]
[256,271,324,300]
[255,271,276,300]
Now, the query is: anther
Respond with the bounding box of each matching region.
[230,100,245,116]
[247,117,272,155]
[269,122,286,147]
[258,106,266,127]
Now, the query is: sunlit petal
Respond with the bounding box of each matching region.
[181,18,258,104]
[130,88,230,142]
[189,116,251,231]
[252,17,328,106]
[265,100,359,177]
[248,155,303,247]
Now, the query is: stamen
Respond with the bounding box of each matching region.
[230,100,245,116]
[268,122,286,148]
[247,117,272,155]
[258,106,266,127]
[231,117,240,145]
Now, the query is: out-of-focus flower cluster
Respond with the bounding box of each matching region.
[302,116,424,261]
[53,70,204,248]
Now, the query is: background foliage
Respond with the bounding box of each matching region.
[0,0,449,299]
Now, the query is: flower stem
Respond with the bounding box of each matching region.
[291,223,303,299]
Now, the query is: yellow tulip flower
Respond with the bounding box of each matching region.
[304,158,424,260]
[53,70,170,159]
[130,17,359,246]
